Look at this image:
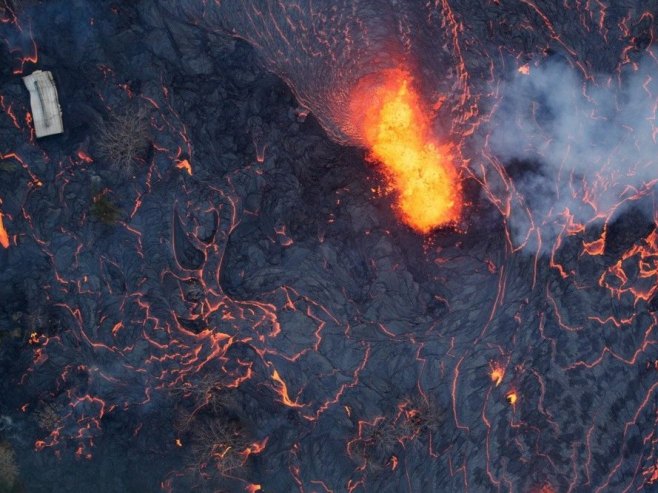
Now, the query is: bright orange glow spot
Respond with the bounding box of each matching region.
[349,69,462,233]
[0,212,9,248]
[518,64,530,75]
[175,438,183,447]
[506,391,518,406]
[489,363,505,387]
[176,159,192,175]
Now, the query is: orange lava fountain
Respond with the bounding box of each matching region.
[349,69,462,233]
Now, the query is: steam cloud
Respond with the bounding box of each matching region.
[488,57,658,251]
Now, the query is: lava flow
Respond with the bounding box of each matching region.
[349,69,462,233]
[4,1,658,492]
[0,210,9,248]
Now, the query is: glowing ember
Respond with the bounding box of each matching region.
[175,158,192,175]
[489,363,504,387]
[506,391,518,406]
[349,69,462,233]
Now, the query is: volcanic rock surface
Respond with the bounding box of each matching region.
[0,1,657,492]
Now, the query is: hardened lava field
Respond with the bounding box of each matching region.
[1,1,658,492]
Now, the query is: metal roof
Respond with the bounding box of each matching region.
[23,70,64,138]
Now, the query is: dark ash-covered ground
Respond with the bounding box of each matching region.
[1,1,658,492]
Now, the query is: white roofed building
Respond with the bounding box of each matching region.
[23,70,64,138]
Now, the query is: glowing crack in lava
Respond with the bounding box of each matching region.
[349,69,462,233]
[0,211,9,249]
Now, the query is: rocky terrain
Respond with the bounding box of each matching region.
[0,1,657,492]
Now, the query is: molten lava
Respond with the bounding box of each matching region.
[489,362,504,387]
[0,211,9,248]
[349,69,462,233]
[506,391,518,407]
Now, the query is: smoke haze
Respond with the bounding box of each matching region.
[488,57,658,250]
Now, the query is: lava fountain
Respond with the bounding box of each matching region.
[349,69,462,233]
[161,2,464,233]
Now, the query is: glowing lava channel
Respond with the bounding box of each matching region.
[350,69,462,233]
[0,211,9,248]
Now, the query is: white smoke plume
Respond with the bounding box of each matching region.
[487,56,658,251]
